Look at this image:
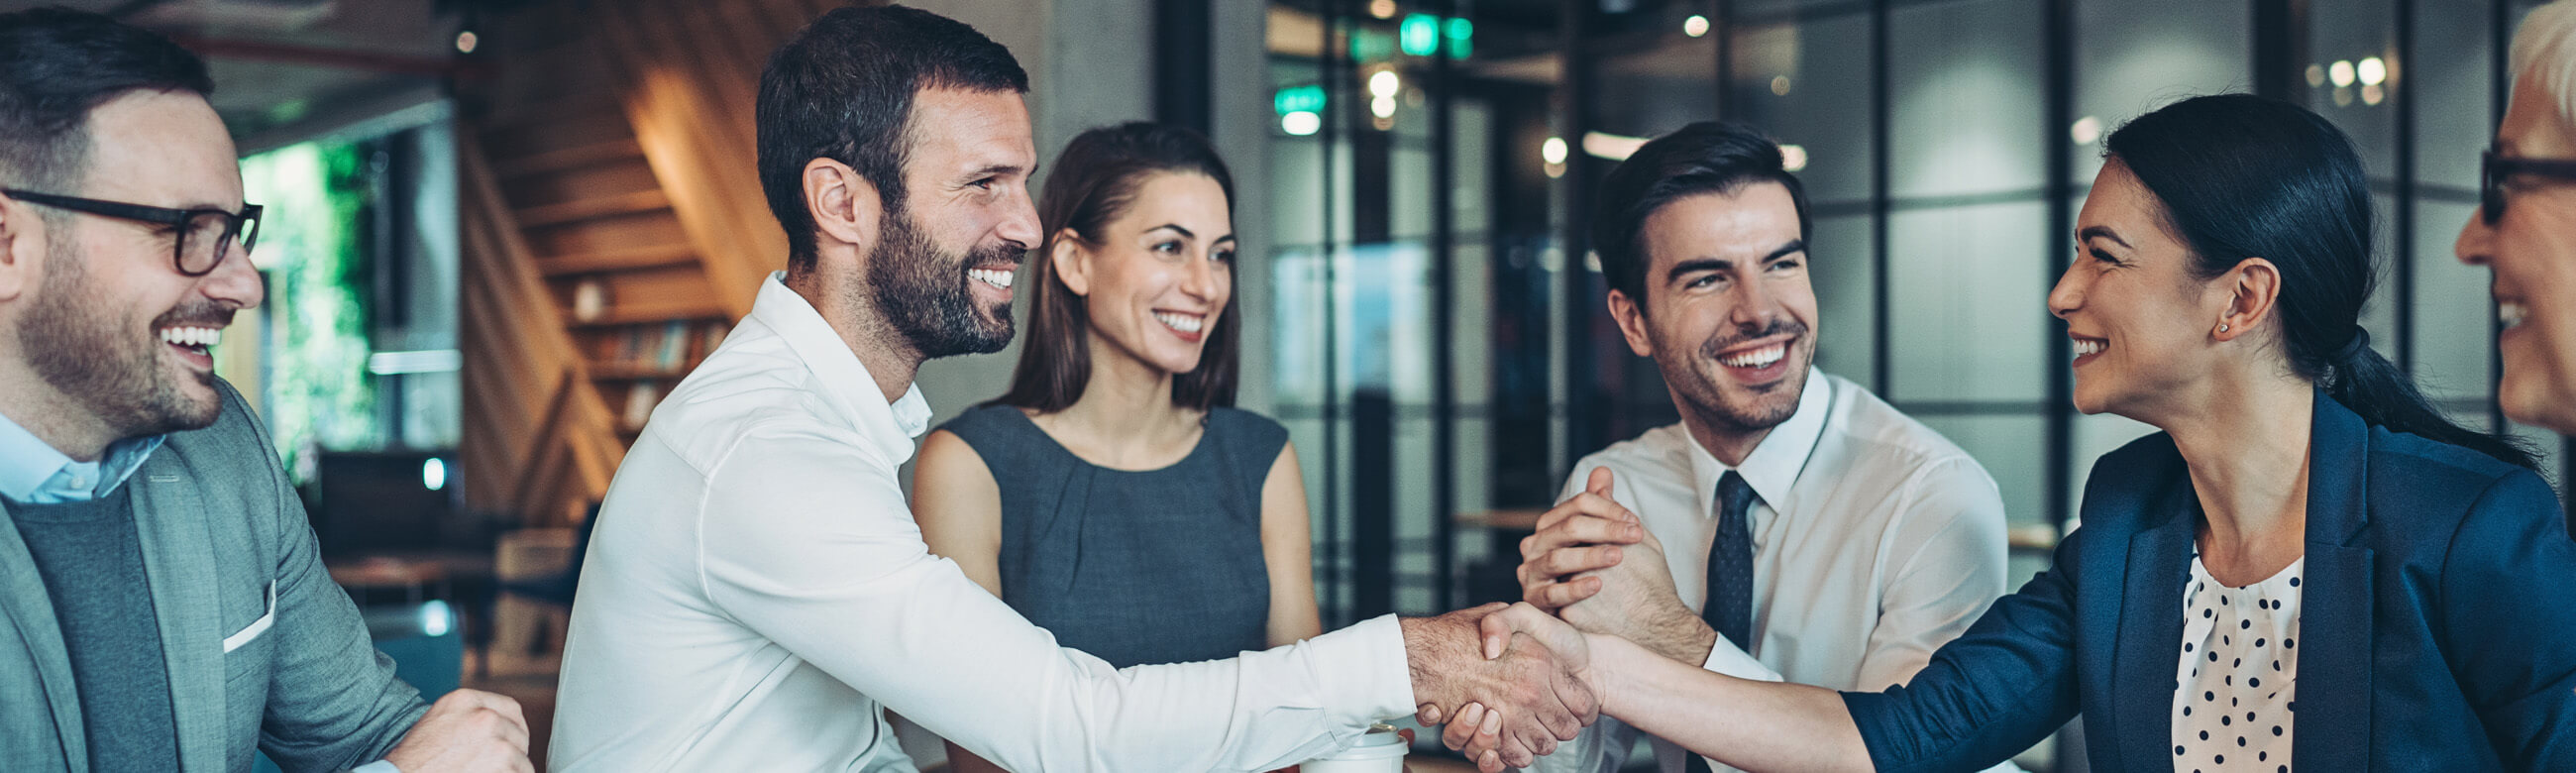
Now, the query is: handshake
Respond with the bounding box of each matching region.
[1407,467,1697,772]
[1398,603,1596,772]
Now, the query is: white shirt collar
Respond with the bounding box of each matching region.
[1683,367,1833,514]
[745,273,932,457]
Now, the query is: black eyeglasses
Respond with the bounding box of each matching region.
[1,188,262,276]
[2481,150,2576,225]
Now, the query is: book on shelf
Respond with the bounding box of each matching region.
[616,323,655,370]
[658,319,691,370]
[623,380,661,430]
[602,319,731,380]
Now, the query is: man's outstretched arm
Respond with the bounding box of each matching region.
[697,424,1592,773]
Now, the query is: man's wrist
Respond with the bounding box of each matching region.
[1641,605,1721,666]
[1399,614,1469,709]
[1315,614,1420,728]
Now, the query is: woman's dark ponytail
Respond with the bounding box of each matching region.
[2106,94,2537,471]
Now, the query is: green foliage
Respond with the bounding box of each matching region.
[237,142,380,481]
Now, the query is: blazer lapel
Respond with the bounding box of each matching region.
[2290,543,2373,769]
[2109,474,2197,771]
[2292,391,2375,771]
[128,461,225,773]
[0,499,87,771]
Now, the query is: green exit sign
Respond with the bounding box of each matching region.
[1400,14,1440,56]
[1274,84,1327,116]
[1398,14,1472,59]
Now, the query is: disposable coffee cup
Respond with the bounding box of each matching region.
[1301,724,1407,773]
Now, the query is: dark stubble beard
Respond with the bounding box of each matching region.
[864,207,1018,359]
[16,238,227,439]
[1666,317,1811,435]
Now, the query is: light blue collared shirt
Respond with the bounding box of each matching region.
[0,410,164,504]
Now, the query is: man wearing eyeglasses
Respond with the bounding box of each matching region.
[2456,0,2576,532]
[0,10,528,773]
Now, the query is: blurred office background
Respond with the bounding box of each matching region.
[5,0,2560,769]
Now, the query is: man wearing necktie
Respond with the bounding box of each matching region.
[1508,123,2021,773]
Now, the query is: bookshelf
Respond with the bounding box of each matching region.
[483,105,734,439]
[582,318,732,431]
[456,0,818,524]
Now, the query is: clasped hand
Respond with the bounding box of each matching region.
[1433,604,1602,768]
[382,689,535,773]
[1404,604,1599,772]
[1523,467,1715,664]
[1432,468,1722,766]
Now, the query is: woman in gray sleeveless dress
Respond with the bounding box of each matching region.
[909,123,1321,773]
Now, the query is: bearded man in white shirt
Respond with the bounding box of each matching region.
[1508,123,2016,773]
[548,6,1593,772]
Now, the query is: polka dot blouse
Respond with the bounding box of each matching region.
[2171,554,2303,772]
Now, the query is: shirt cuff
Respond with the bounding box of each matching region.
[1305,613,1415,727]
[1698,638,1783,683]
[352,761,400,773]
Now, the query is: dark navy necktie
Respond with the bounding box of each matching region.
[1704,470,1758,651]
[1685,472,1760,773]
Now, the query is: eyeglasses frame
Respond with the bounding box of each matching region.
[0,188,262,276]
[2481,150,2576,225]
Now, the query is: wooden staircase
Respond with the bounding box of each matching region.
[458,0,857,525]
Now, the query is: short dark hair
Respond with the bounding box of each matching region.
[996,122,1240,413]
[1589,122,1810,307]
[0,8,213,192]
[756,4,1028,272]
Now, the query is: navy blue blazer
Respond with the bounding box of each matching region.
[1841,390,2576,771]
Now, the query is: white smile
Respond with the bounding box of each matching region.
[1154,311,1206,334]
[159,326,222,349]
[2501,301,2526,331]
[967,268,1016,289]
[2074,338,2105,357]
[1718,342,1785,369]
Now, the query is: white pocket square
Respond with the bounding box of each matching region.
[222,581,276,653]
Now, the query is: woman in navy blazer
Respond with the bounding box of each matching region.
[1470,94,2576,772]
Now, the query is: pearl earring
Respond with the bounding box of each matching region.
[2217,323,2230,333]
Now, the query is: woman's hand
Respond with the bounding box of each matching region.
[1480,603,1592,677]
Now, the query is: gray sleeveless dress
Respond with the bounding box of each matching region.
[939,404,1283,668]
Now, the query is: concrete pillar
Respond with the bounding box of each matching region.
[903,0,1159,436]
[1211,0,1274,414]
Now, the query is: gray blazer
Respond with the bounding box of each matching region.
[0,380,429,772]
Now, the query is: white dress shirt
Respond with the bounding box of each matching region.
[1536,370,2013,773]
[551,274,1414,772]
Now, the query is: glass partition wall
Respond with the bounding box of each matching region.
[1264,2,2562,765]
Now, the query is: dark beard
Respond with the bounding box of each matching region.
[1669,317,1809,434]
[16,241,225,438]
[865,208,1018,359]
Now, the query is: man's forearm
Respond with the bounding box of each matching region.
[1632,610,1721,667]
[1587,635,1872,773]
